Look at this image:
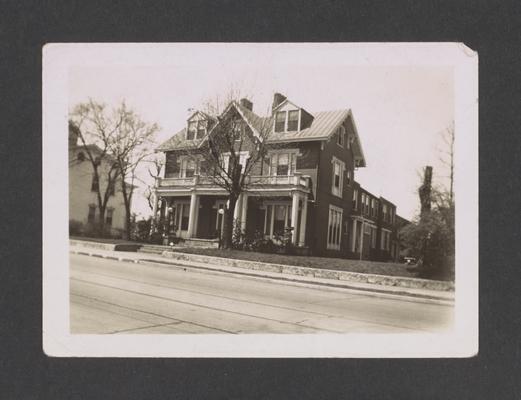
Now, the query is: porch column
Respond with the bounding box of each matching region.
[291,191,300,245]
[150,192,159,234]
[187,192,198,238]
[298,193,308,246]
[233,194,242,222]
[351,218,357,252]
[240,193,248,232]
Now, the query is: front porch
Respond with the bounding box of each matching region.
[152,188,310,247]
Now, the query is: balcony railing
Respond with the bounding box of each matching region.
[157,173,310,189]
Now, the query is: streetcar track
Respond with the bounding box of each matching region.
[71,276,426,333]
[72,264,441,331]
[71,293,234,334]
[72,264,358,318]
[71,277,343,333]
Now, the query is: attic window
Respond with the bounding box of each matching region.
[187,122,197,140]
[274,110,300,133]
[186,120,207,140]
[287,110,299,131]
[275,111,286,133]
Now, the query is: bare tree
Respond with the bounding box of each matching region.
[177,94,275,248]
[70,99,159,239]
[143,154,165,211]
[108,101,159,239]
[438,123,455,206]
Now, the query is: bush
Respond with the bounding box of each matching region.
[400,209,455,280]
[69,219,84,235]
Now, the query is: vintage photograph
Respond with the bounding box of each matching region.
[43,43,478,357]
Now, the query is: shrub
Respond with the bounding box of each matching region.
[69,219,84,235]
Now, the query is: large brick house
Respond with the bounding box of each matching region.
[153,93,403,260]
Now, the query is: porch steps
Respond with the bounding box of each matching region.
[137,244,173,255]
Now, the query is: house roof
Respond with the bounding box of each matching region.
[156,101,366,166]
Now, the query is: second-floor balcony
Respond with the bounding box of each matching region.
[156,173,311,191]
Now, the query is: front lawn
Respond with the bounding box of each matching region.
[171,247,426,279]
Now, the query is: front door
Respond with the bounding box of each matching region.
[175,202,190,238]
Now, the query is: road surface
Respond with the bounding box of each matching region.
[70,253,453,334]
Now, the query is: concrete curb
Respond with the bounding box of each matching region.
[161,251,455,293]
[69,248,454,305]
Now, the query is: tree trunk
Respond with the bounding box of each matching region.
[97,205,106,237]
[221,194,238,249]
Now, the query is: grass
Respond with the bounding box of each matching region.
[69,235,451,281]
[171,247,422,279]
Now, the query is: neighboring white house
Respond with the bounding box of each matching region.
[68,122,127,237]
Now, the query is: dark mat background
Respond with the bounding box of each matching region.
[1,1,520,398]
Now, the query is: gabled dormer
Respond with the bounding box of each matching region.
[271,93,314,133]
[186,111,212,141]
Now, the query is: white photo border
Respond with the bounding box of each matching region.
[43,43,478,358]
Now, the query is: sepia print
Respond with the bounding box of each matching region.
[43,43,478,357]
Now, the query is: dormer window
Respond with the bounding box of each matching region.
[186,119,207,140]
[275,111,286,132]
[197,121,206,139]
[287,110,299,131]
[274,109,300,133]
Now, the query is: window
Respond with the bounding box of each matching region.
[186,121,197,140]
[274,109,300,132]
[361,193,365,213]
[370,226,377,248]
[337,126,345,147]
[180,158,197,177]
[91,174,99,192]
[262,203,292,238]
[331,157,345,197]
[106,208,114,227]
[275,111,286,133]
[180,204,190,230]
[371,198,376,217]
[87,205,96,223]
[381,230,391,251]
[383,204,388,222]
[365,195,370,215]
[353,189,358,210]
[197,120,206,139]
[269,152,297,176]
[327,205,343,250]
[346,169,352,186]
[287,110,299,131]
[390,208,394,224]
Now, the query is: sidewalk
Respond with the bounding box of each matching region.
[69,243,455,305]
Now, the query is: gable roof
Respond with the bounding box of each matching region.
[156,101,366,167]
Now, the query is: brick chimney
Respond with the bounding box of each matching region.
[239,98,253,111]
[272,92,287,112]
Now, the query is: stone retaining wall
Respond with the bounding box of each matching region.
[162,251,454,292]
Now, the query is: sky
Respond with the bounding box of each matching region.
[69,50,453,221]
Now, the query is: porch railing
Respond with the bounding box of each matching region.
[157,173,310,189]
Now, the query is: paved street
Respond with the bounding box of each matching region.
[70,253,454,334]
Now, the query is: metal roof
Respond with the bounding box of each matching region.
[156,102,366,167]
